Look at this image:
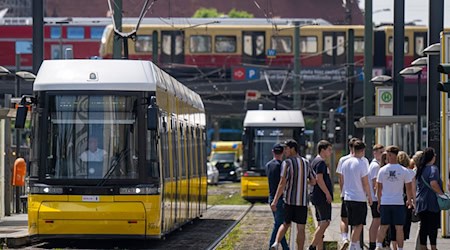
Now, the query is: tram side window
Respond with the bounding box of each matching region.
[180,123,186,178]
[190,35,211,53]
[171,116,178,179]
[215,36,237,53]
[146,128,159,178]
[196,127,202,176]
[136,35,153,53]
[29,110,40,177]
[300,36,317,53]
[161,116,170,180]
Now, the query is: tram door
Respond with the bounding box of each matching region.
[242,31,266,65]
[323,32,346,65]
[161,31,185,64]
[414,32,427,59]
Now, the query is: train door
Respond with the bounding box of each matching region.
[414,32,427,59]
[161,31,185,64]
[242,31,266,65]
[323,32,346,65]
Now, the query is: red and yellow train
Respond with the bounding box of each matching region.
[0,17,432,75]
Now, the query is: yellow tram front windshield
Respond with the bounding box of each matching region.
[250,128,295,172]
[31,94,159,181]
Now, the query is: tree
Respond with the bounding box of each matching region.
[227,8,254,18]
[192,8,254,18]
[192,8,223,18]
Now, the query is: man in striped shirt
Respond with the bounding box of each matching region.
[270,139,317,250]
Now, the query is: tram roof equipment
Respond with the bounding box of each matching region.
[243,110,305,127]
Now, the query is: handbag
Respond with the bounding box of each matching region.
[421,175,450,211]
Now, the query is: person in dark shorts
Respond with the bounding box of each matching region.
[340,140,372,250]
[308,140,333,250]
[368,144,384,250]
[266,143,289,250]
[270,139,316,250]
[335,137,359,249]
[375,146,414,250]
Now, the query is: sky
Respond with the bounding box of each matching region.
[358,0,450,27]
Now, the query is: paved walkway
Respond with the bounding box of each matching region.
[311,203,450,250]
[0,213,29,247]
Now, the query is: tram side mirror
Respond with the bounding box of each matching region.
[15,105,28,129]
[147,96,158,131]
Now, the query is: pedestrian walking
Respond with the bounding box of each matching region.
[415,147,444,250]
[270,139,316,250]
[341,140,372,250]
[308,140,333,250]
[368,144,385,250]
[375,146,414,250]
[266,143,289,250]
[336,137,358,250]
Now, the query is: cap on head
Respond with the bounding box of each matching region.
[272,143,285,154]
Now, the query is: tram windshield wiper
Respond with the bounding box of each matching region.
[97,148,129,186]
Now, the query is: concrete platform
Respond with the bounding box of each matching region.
[311,202,450,250]
[0,213,29,248]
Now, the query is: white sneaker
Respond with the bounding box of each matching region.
[270,242,279,250]
[340,239,350,250]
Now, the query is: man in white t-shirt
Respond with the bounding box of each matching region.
[341,140,372,250]
[368,144,385,250]
[375,146,413,250]
[336,138,369,250]
[79,137,107,177]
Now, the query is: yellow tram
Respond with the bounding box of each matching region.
[241,110,305,201]
[16,59,207,239]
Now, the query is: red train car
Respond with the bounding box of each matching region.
[0,17,109,70]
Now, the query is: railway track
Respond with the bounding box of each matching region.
[24,204,255,249]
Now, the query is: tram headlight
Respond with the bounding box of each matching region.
[30,186,63,194]
[119,187,160,194]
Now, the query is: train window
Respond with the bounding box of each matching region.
[135,35,153,53]
[243,35,252,56]
[175,34,183,55]
[162,34,171,55]
[51,44,73,59]
[324,35,333,56]
[354,37,364,53]
[416,36,425,56]
[90,27,105,39]
[190,35,211,53]
[255,35,265,56]
[67,27,85,39]
[50,26,61,39]
[300,36,317,53]
[336,35,345,56]
[388,37,409,54]
[271,36,292,54]
[215,36,236,53]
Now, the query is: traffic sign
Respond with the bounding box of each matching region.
[246,67,260,80]
[232,67,246,81]
[267,49,277,58]
[232,67,260,81]
[245,90,260,101]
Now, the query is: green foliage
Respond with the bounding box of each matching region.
[227,8,254,18]
[192,8,254,18]
[192,8,223,18]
